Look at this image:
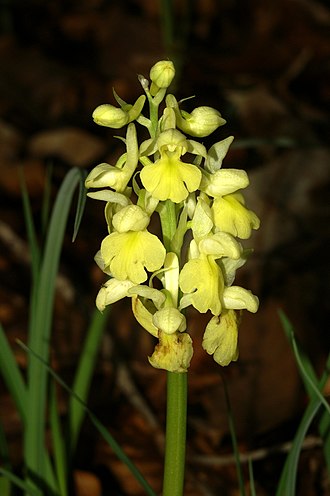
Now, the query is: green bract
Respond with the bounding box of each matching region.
[86,59,260,371]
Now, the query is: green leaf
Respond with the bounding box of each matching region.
[0,476,11,495]
[72,169,87,242]
[25,168,84,494]
[20,170,41,285]
[50,383,68,496]
[0,468,40,496]
[68,307,110,456]
[248,460,257,496]
[0,323,27,423]
[221,373,246,496]
[18,339,157,496]
[277,310,330,495]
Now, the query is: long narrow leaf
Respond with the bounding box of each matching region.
[72,169,87,242]
[18,340,157,496]
[279,310,319,392]
[0,476,11,495]
[291,334,330,415]
[0,468,40,496]
[89,411,157,496]
[276,351,330,496]
[0,324,27,423]
[248,460,257,496]
[0,418,11,471]
[25,168,84,493]
[49,383,68,496]
[279,310,330,479]
[68,307,110,456]
[221,373,246,496]
[20,170,41,285]
[41,163,53,239]
[276,399,322,495]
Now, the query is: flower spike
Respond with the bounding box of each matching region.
[86,59,260,371]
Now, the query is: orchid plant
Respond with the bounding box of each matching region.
[85,60,260,495]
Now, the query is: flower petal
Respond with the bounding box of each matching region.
[202,311,239,366]
[148,331,193,372]
[223,286,259,313]
[201,169,249,197]
[179,255,224,315]
[101,231,166,283]
[153,307,186,334]
[205,136,234,173]
[140,152,201,203]
[96,278,135,311]
[212,193,260,239]
[131,296,159,337]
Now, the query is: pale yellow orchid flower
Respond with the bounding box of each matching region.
[212,192,260,239]
[140,129,202,203]
[202,310,239,366]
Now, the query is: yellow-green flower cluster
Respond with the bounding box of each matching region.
[85,60,260,372]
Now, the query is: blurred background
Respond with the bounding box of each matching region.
[0,0,330,494]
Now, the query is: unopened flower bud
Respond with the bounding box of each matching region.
[93,104,129,128]
[150,60,175,96]
[93,95,146,129]
[176,106,226,138]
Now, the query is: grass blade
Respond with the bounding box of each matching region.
[276,349,330,495]
[279,310,330,478]
[25,168,84,493]
[49,383,68,496]
[248,459,257,496]
[20,171,41,286]
[0,476,11,495]
[0,418,11,471]
[0,468,41,496]
[0,324,27,423]
[68,307,110,456]
[276,398,322,495]
[18,340,157,496]
[41,163,53,239]
[221,372,246,496]
[72,169,87,242]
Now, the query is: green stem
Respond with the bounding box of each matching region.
[162,371,187,496]
[157,200,177,252]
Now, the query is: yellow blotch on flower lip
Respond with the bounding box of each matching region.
[101,230,166,284]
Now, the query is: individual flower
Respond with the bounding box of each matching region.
[85,123,138,193]
[202,310,239,366]
[149,60,175,96]
[96,278,136,312]
[179,254,224,315]
[100,205,166,283]
[200,168,249,198]
[93,95,146,128]
[148,331,193,372]
[140,129,202,203]
[212,193,260,239]
[166,94,226,137]
[222,285,259,313]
